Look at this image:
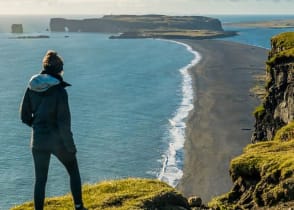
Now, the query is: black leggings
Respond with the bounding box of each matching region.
[32,148,82,210]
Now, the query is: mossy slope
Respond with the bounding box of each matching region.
[267,32,294,67]
[209,123,294,209]
[271,32,294,51]
[11,178,189,210]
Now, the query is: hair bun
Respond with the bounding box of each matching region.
[46,50,58,57]
[42,50,64,74]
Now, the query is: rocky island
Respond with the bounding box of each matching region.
[11,24,23,33]
[49,15,236,39]
[10,24,50,39]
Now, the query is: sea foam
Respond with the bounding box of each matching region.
[158,40,201,187]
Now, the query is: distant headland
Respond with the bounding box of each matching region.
[49,15,237,39]
[224,19,294,28]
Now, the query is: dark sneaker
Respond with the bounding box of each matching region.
[75,205,88,210]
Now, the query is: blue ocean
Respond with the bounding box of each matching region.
[217,15,294,48]
[0,15,293,209]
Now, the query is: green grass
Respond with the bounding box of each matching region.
[143,30,223,37]
[11,178,188,210]
[231,140,294,180]
[267,32,294,67]
[239,122,294,177]
[267,47,294,66]
[271,32,294,50]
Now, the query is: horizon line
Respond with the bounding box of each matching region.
[1,13,294,16]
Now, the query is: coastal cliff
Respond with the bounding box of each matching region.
[251,32,294,142]
[209,32,294,209]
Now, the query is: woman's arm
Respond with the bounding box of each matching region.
[20,88,33,127]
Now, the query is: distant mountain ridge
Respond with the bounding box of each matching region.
[49,15,224,33]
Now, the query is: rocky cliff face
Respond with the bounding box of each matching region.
[50,15,224,33]
[251,32,294,142]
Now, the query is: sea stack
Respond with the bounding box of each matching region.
[11,24,23,33]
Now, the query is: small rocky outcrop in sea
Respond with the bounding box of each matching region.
[11,24,23,33]
[251,32,294,142]
[9,35,50,39]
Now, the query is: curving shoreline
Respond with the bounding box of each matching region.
[158,39,201,187]
[174,39,268,202]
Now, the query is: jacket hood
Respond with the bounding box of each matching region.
[28,74,60,92]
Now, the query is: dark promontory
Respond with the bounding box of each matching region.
[50,15,223,32]
[49,15,236,39]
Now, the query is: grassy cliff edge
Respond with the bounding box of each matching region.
[208,123,294,209]
[11,178,191,210]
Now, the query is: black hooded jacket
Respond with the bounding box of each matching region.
[20,72,76,153]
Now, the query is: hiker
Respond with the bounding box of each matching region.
[20,50,87,210]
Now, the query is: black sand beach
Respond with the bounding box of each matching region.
[176,40,268,202]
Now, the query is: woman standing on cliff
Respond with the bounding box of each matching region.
[20,50,87,210]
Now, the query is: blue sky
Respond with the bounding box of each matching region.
[0,0,293,15]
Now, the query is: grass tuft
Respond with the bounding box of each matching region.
[273,121,294,142]
[253,104,265,118]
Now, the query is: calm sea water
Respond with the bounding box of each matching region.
[0,15,293,209]
[0,28,195,209]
